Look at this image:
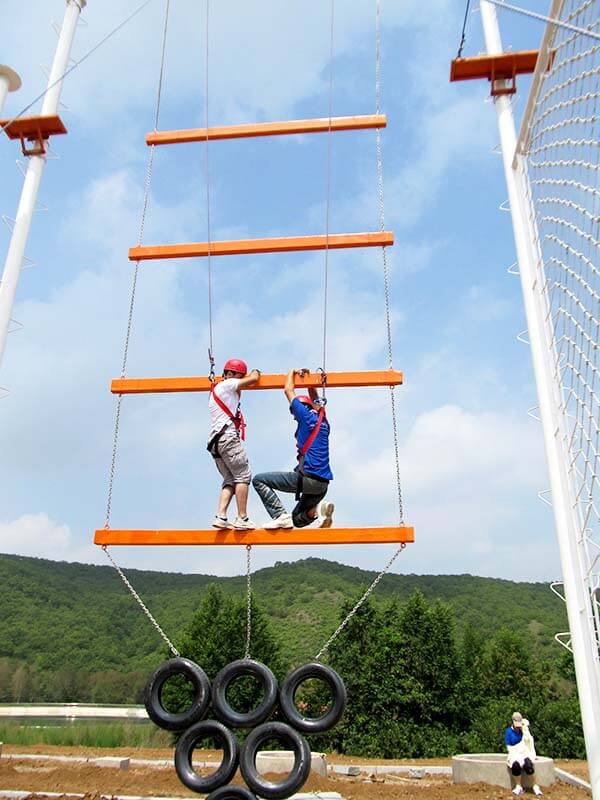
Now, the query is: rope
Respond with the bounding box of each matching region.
[375,0,404,525]
[485,0,600,43]
[244,545,253,660]
[204,0,215,364]
[457,0,472,58]
[320,0,335,388]
[1,0,157,138]
[102,0,176,655]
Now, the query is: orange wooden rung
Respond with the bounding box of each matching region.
[129,231,393,261]
[111,369,404,396]
[450,50,541,95]
[146,114,387,146]
[0,114,67,156]
[94,526,415,546]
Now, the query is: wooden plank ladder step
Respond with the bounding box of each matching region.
[0,114,67,156]
[95,527,415,546]
[111,370,404,395]
[129,231,393,262]
[146,114,387,145]
[450,50,545,96]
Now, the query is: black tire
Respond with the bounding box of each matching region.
[279,662,346,733]
[207,786,257,800]
[239,721,311,800]
[144,658,211,731]
[175,720,239,793]
[212,659,278,728]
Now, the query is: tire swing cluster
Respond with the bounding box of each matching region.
[145,657,347,800]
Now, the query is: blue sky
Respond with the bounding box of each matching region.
[0,0,561,581]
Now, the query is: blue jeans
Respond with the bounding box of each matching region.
[252,471,329,528]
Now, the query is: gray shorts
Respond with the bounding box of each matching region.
[211,430,251,487]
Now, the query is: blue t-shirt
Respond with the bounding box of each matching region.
[291,398,333,481]
[505,727,523,747]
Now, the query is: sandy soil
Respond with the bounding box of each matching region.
[0,746,590,800]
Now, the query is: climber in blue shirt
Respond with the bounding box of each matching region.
[253,368,334,529]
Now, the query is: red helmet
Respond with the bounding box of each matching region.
[223,358,248,376]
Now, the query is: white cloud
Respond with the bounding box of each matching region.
[0,513,70,558]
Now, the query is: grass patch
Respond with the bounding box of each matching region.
[0,721,171,748]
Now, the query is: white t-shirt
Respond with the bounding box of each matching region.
[208,378,241,438]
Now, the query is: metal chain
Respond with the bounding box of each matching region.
[244,545,252,660]
[315,543,407,660]
[321,0,335,380]
[376,0,404,525]
[102,0,178,658]
[102,546,180,657]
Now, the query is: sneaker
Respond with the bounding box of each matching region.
[212,515,233,529]
[512,786,524,796]
[318,501,335,528]
[533,785,543,797]
[232,516,256,530]
[263,513,294,530]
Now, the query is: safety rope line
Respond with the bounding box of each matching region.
[244,545,253,660]
[102,546,180,657]
[485,0,600,43]
[457,0,472,58]
[204,0,215,369]
[314,0,408,661]
[315,543,407,660]
[320,0,335,397]
[1,0,157,138]
[375,0,404,525]
[102,0,177,656]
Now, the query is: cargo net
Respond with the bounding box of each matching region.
[522,0,600,648]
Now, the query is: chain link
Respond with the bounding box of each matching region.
[244,545,252,660]
[102,546,180,657]
[376,0,404,525]
[315,543,407,660]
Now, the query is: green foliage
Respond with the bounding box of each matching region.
[0,720,170,748]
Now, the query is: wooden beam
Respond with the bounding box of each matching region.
[450,51,540,83]
[129,231,394,261]
[146,114,387,145]
[94,526,415,546]
[111,370,404,395]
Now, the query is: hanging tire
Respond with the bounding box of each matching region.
[144,658,211,731]
[175,719,239,793]
[279,662,346,733]
[212,659,278,728]
[239,721,311,800]
[207,786,257,800]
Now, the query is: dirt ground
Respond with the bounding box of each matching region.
[0,745,590,800]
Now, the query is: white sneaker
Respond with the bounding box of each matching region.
[512,786,524,796]
[212,515,233,529]
[318,501,335,528]
[232,516,256,530]
[533,785,543,797]
[263,513,294,529]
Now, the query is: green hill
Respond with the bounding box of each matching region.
[0,552,567,675]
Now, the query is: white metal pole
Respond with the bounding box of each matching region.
[0,65,22,116]
[480,3,600,797]
[0,1,86,373]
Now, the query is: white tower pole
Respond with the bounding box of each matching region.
[480,3,600,797]
[0,66,22,116]
[0,0,86,373]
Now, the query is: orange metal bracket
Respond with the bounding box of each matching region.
[111,370,404,395]
[146,114,387,145]
[129,231,394,261]
[0,114,67,156]
[94,526,414,546]
[450,50,541,95]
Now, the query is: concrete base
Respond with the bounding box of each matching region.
[256,751,328,778]
[452,754,555,790]
[92,757,129,771]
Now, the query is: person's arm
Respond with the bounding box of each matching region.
[284,368,308,403]
[237,368,261,391]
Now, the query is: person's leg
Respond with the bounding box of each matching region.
[292,480,328,528]
[511,762,523,795]
[217,484,234,516]
[217,433,253,523]
[253,472,299,519]
[523,759,534,776]
[235,482,250,517]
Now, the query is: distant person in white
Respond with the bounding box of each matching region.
[506,712,542,796]
[207,358,260,530]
